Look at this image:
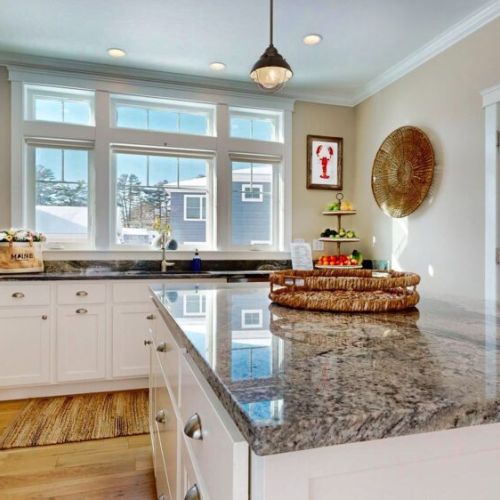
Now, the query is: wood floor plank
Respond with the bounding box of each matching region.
[0,396,155,500]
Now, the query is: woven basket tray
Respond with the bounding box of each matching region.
[269,269,420,313]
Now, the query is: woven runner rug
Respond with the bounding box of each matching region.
[0,389,149,449]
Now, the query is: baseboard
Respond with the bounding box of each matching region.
[1,378,148,401]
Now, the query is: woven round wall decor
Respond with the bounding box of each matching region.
[371,126,435,218]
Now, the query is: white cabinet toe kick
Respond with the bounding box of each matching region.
[0,278,222,401]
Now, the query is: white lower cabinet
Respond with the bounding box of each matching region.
[0,308,50,387]
[112,303,155,378]
[56,304,106,382]
[151,303,249,500]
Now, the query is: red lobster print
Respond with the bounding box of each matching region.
[316,145,334,179]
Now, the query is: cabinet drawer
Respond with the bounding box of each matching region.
[0,284,50,307]
[180,436,206,500]
[57,283,106,305]
[155,320,180,405]
[113,283,151,304]
[180,354,249,500]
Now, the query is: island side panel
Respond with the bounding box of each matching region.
[251,422,500,500]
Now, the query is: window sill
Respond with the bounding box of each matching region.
[42,249,291,261]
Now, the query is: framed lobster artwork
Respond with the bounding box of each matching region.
[306,135,343,190]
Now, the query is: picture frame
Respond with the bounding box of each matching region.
[306,135,343,190]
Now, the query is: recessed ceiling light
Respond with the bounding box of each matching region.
[107,48,127,58]
[303,34,322,46]
[209,62,226,71]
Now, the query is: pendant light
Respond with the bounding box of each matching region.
[250,0,293,91]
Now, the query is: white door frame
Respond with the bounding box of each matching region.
[482,84,500,303]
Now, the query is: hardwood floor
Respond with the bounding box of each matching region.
[0,399,156,500]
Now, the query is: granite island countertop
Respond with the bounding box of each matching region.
[151,282,500,456]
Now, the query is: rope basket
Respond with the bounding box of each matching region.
[269,269,420,313]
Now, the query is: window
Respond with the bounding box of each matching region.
[26,85,94,125]
[184,195,207,221]
[230,107,282,142]
[16,78,291,252]
[183,293,207,316]
[112,95,215,136]
[31,146,91,242]
[241,184,263,202]
[242,310,263,328]
[113,152,211,247]
[231,162,276,247]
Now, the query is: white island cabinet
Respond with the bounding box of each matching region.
[150,282,500,500]
[0,277,222,400]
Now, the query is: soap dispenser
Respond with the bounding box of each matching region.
[191,249,202,273]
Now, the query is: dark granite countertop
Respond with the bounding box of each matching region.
[0,269,272,281]
[151,282,500,456]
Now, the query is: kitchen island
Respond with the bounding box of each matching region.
[150,282,500,500]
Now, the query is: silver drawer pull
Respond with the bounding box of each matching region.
[76,290,88,297]
[12,292,25,299]
[76,308,88,315]
[155,409,167,424]
[184,484,201,500]
[158,495,167,500]
[156,342,170,353]
[183,413,203,440]
[144,339,152,346]
[146,314,155,320]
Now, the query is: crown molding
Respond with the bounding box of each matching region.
[353,0,500,106]
[0,51,353,108]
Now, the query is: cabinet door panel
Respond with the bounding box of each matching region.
[56,305,106,382]
[0,308,50,387]
[112,304,154,378]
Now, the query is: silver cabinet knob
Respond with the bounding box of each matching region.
[183,413,203,440]
[76,308,88,315]
[12,292,25,299]
[158,495,166,500]
[144,339,153,346]
[76,290,88,297]
[156,342,169,353]
[184,484,201,500]
[155,409,167,424]
[42,315,48,320]
[146,314,155,320]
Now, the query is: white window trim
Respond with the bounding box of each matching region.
[9,66,293,255]
[241,309,263,329]
[241,183,263,202]
[183,294,207,317]
[184,194,207,221]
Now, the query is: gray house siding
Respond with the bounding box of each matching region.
[231,181,272,246]
[170,191,206,244]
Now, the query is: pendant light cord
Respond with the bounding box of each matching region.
[269,0,274,46]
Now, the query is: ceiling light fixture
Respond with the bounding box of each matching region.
[303,34,322,46]
[107,48,127,58]
[209,62,226,71]
[250,0,292,91]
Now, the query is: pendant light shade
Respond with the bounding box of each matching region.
[250,0,293,91]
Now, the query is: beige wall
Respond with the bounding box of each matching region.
[0,67,10,227]
[353,18,500,299]
[292,101,355,243]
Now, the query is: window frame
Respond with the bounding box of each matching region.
[241,309,263,329]
[184,194,207,221]
[183,293,207,317]
[110,148,214,251]
[25,84,95,126]
[25,142,95,249]
[241,183,264,203]
[111,94,216,137]
[10,70,293,255]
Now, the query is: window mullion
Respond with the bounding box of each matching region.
[93,90,111,250]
